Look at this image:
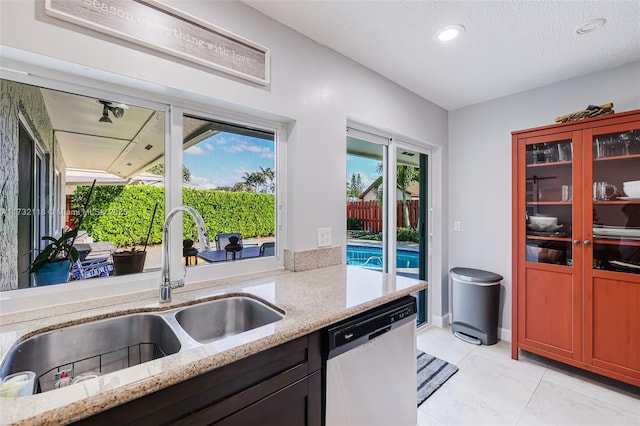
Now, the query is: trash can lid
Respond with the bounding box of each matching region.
[450,267,503,283]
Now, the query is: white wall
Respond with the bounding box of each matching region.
[0,1,449,316]
[448,61,640,334]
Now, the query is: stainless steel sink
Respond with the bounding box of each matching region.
[175,296,284,344]
[0,314,181,392]
[0,296,285,394]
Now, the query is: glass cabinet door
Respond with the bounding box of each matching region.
[591,128,640,275]
[525,138,574,266]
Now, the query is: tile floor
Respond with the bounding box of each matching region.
[416,325,640,426]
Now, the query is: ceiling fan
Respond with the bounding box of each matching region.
[98,99,127,123]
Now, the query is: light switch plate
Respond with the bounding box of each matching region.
[317,227,332,247]
[454,221,461,232]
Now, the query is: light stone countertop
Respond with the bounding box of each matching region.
[0,265,427,425]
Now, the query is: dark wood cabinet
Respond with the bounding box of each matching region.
[76,332,321,425]
[512,110,640,387]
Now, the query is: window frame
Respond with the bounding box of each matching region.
[1,68,286,300]
[347,123,433,326]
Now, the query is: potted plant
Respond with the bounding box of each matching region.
[111,202,158,276]
[29,228,80,286]
[29,181,96,286]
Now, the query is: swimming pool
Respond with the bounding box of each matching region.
[346,245,419,269]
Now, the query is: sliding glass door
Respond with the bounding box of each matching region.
[394,144,430,326]
[346,127,431,325]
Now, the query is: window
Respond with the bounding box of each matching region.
[1,77,282,292]
[180,114,277,267]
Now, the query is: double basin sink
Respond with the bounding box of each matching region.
[0,296,284,394]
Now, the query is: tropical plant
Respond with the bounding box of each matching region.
[375,162,419,229]
[397,164,419,229]
[147,163,192,182]
[29,180,96,274]
[29,228,80,274]
[397,227,419,243]
[347,217,364,231]
[240,167,275,193]
[260,167,275,193]
[241,171,263,192]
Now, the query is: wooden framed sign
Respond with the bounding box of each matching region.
[45,0,270,85]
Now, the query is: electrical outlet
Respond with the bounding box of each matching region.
[318,227,332,247]
[454,221,461,232]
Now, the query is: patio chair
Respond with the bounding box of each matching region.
[259,242,275,256]
[183,239,199,266]
[70,258,113,280]
[215,233,243,251]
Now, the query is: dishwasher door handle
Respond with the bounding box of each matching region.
[369,325,392,340]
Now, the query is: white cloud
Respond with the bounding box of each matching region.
[204,143,215,151]
[185,145,205,155]
[189,174,217,189]
[260,151,275,159]
[348,170,379,189]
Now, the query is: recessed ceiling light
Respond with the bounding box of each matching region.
[435,24,465,42]
[575,18,607,34]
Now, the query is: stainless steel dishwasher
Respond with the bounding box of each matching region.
[324,296,417,426]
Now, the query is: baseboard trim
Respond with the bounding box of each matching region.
[498,327,511,342]
[430,315,511,343]
[432,312,451,328]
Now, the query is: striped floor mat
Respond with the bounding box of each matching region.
[417,350,459,406]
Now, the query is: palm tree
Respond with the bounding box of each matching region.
[376,162,419,229]
[260,167,275,193]
[242,172,259,192]
[397,165,419,229]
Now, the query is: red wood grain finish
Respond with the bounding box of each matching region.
[522,268,578,356]
[512,110,640,386]
[589,277,640,377]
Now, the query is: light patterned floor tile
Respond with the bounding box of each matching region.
[415,325,640,426]
[416,325,477,365]
[542,361,640,416]
[417,407,447,426]
[517,379,640,426]
[420,350,544,425]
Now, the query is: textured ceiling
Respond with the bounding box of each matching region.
[243,0,640,110]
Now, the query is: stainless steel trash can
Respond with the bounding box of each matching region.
[450,267,502,345]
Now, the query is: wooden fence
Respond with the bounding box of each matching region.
[347,200,419,233]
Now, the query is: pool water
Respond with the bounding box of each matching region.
[346,245,419,269]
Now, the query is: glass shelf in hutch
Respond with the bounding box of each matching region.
[525,139,573,266]
[591,128,640,275]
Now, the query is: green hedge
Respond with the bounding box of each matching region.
[346,217,363,230]
[397,227,419,243]
[73,186,275,247]
[348,228,419,243]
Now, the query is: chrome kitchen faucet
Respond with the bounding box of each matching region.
[160,206,211,303]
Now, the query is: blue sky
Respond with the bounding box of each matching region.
[183,135,378,191]
[347,154,380,190]
[183,132,275,189]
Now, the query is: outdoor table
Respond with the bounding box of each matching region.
[198,246,262,263]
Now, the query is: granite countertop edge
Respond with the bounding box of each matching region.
[0,265,427,425]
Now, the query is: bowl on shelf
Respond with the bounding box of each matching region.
[529,215,558,226]
[623,180,640,198]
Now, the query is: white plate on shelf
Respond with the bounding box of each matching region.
[608,260,640,271]
[593,226,640,238]
[617,197,640,201]
[527,223,563,232]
